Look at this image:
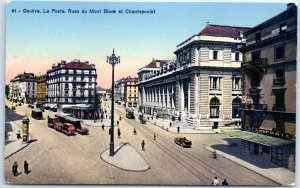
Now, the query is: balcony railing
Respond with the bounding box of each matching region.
[241,58,268,73]
[272,104,286,111]
[273,78,286,86]
[242,103,267,111]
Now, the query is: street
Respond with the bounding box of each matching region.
[4,100,278,185]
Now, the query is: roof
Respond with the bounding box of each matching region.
[65,61,94,70]
[221,129,294,147]
[144,59,169,68]
[199,24,251,37]
[54,113,81,122]
[24,77,37,82]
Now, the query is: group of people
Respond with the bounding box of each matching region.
[213,177,229,186]
[12,161,30,176]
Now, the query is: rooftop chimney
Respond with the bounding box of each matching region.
[156,61,160,68]
[287,3,295,9]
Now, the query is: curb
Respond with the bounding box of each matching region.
[146,120,216,134]
[99,143,150,172]
[4,142,31,160]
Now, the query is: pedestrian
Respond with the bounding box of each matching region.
[119,116,122,121]
[238,120,241,126]
[153,132,156,140]
[118,128,121,138]
[16,130,21,139]
[12,161,18,176]
[102,124,104,131]
[106,114,108,119]
[169,122,172,128]
[117,120,119,126]
[177,126,180,133]
[212,150,217,159]
[235,120,238,126]
[141,140,145,151]
[212,177,219,185]
[133,128,137,135]
[24,161,29,174]
[222,179,228,186]
[109,128,111,135]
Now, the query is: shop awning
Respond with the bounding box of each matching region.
[222,129,295,147]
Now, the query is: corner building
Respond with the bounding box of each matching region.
[47,60,97,106]
[139,24,250,128]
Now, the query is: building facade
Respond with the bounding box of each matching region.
[239,4,296,169]
[138,24,250,128]
[37,74,48,104]
[125,76,138,108]
[9,72,37,103]
[47,59,97,106]
[114,78,126,103]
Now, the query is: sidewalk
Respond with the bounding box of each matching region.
[145,116,216,134]
[5,122,30,159]
[204,146,295,185]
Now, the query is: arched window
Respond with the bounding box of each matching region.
[232,98,242,118]
[210,97,220,118]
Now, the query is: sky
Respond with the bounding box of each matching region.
[6,1,288,88]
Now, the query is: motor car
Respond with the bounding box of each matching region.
[174,137,192,148]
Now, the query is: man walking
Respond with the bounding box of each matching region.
[16,130,21,139]
[141,140,145,151]
[12,162,18,176]
[102,124,104,131]
[24,161,29,174]
[212,177,219,185]
[117,128,121,138]
[177,126,180,133]
[222,179,229,186]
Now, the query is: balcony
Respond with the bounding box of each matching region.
[272,104,286,111]
[273,78,286,86]
[241,58,268,74]
[243,103,267,111]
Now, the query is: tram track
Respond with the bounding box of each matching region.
[116,108,240,185]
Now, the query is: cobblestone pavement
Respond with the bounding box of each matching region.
[4,100,282,185]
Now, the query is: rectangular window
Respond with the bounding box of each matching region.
[251,51,261,61]
[275,46,285,60]
[262,145,270,154]
[235,52,240,61]
[255,33,261,42]
[210,77,220,89]
[233,78,241,90]
[213,51,218,60]
[276,69,285,79]
[274,91,285,110]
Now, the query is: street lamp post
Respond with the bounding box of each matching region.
[107,49,120,156]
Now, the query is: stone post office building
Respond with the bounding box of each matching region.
[138,24,250,128]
